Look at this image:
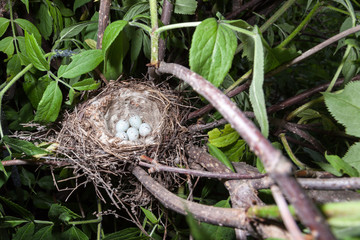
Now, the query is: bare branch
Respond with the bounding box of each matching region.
[157,61,335,240]
[97,0,111,49]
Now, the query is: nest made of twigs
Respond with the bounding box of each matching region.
[55,80,187,206]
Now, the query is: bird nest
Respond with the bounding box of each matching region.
[55,80,187,207]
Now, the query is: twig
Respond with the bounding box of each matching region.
[132,166,248,228]
[226,0,263,19]
[97,0,111,49]
[159,0,173,61]
[157,61,335,240]
[271,185,305,240]
[138,160,265,180]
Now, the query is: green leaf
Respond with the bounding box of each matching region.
[6,54,22,80]
[0,196,34,221]
[123,2,149,21]
[73,0,92,12]
[102,20,128,56]
[23,74,52,109]
[13,222,35,240]
[20,168,35,188]
[62,226,88,240]
[24,31,49,71]
[37,176,55,191]
[48,204,81,224]
[34,81,63,123]
[174,0,197,15]
[323,81,360,137]
[20,0,30,13]
[343,143,360,173]
[189,18,237,87]
[59,50,103,78]
[0,17,10,38]
[130,29,143,65]
[0,37,14,59]
[249,27,268,138]
[36,3,53,40]
[224,140,246,162]
[208,124,239,148]
[208,143,236,172]
[102,228,146,240]
[201,200,235,240]
[325,153,359,177]
[103,32,129,80]
[140,207,158,225]
[342,47,359,85]
[72,78,100,91]
[60,21,95,40]
[264,46,299,72]
[14,19,42,45]
[186,212,212,240]
[2,136,48,156]
[32,225,54,240]
[0,216,28,228]
[5,103,34,131]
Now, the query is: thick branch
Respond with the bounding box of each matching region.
[159,0,173,61]
[132,166,247,228]
[157,62,335,240]
[97,0,111,49]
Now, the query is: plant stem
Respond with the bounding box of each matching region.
[48,71,74,91]
[279,133,306,169]
[278,1,322,48]
[149,0,159,65]
[96,199,103,240]
[286,96,324,121]
[326,45,351,92]
[0,63,33,139]
[155,22,201,34]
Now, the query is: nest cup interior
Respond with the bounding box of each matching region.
[104,88,162,145]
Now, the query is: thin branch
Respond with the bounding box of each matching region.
[157,61,335,240]
[97,0,111,49]
[159,0,173,61]
[271,185,305,240]
[226,0,263,19]
[138,160,265,180]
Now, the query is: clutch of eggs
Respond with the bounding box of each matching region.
[115,115,152,141]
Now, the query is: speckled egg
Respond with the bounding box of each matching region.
[139,123,152,137]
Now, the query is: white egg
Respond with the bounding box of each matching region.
[139,123,152,137]
[116,131,128,141]
[127,127,139,141]
[116,119,130,132]
[129,115,142,129]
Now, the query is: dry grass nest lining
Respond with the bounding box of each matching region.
[56,80,187,206]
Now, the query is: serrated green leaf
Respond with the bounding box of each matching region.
[62,226,88,240]
[316,162,342,177]
[249,27,268,138]
[36,3,53,40]
[32,225,54,240]
[323,81,360,137]
[2,136,48,156]
[0,37,14,59]
[174,0,197,15]
[25,31,49,71]
[23,74,52,109]
[343,142,360,173]
[14,19,41,45]
[325,153,359,177]
[140,207,158,225]
[208,124,239,148]
[13,222,34,240]
[73,0,92,12]
[102,228,146,240]
[189,18,237,87]
[0,196,34,221]
[6,53,22,79]
[34,81,62,123]
[224,140,246,162]
[72,78,100,91]
[208,143,236,172]
[59,49,103,78]
[0,17,10,38]
[60,21,95,40]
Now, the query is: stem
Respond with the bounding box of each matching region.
[326,45,351,92]
[34,220,54,225]
[278,1,322,48]
[286,96,324,121]
[129,21,151,33]
[155,22,201,34]
[149,0,159,65]
[48,71,74,91]
[96,199,103,240]
[0,63,33,138]
[8,0,20,54]
[279,133,306,169]
[97,0,111,49]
